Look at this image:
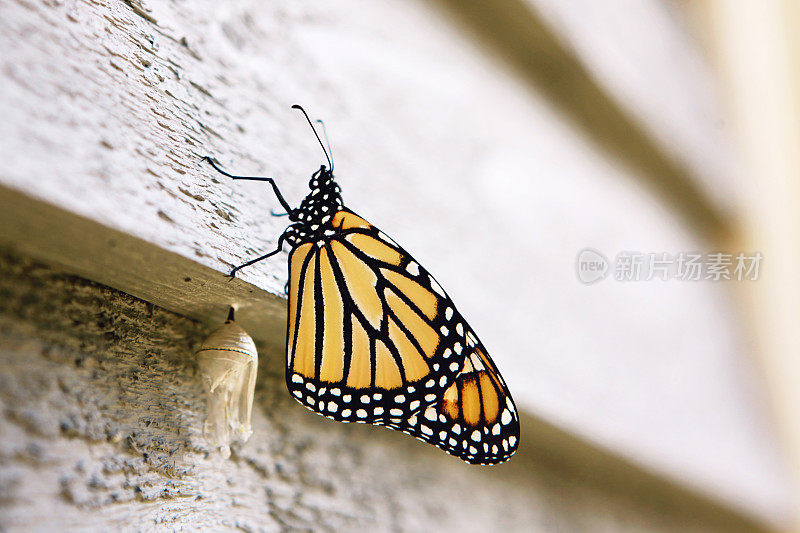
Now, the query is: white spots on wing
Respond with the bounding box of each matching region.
[439,375,447,387]
[454,343,463,355]
[424,407,437,421]
[492,423,501,435]
[360,395,370,404]
[409,400,420,411]
[390,408,403,416]
[449,361,459,372]
[373,393,382,400]
[456,323,464,336]
[342,409,352,417]
[331,388,341,396]
[471,430,481,442]
[501,409,512,425]
[440,326,449,336]
[426,379,435,388]
[378,231,394,243]
[420,425,433,436]
[395,395,406,403]
[406,262,420,276]
[469,446,477,454]
[452,424,461,434]
[507,400,517,415]
[430,276,445,297]
[374,406,384,415]
[442,348,452,359]
[356,409,367,418]
[343,395,352,403]
[445,307,453,320]
[425,394,436,402]
[291,374,303,384]
[293,390,302,398]
[466,331,477,347]
[328,402,338,412]
[509,436,517,447]
[306,383,316,392]
[439,431,447,440]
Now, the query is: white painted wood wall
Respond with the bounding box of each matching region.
[0,0,795,530]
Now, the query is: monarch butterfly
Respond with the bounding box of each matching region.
[204,106,519,465]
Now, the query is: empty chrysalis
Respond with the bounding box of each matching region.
[195,307,258,458]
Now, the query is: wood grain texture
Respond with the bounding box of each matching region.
[0,0,793,526]
[0,251,769,532]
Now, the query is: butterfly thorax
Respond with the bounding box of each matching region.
[284,166,344,248]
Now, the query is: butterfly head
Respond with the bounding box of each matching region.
[285,105,347,245]
[291,164,343,225]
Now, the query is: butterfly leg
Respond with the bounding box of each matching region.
[228,234,287,279]
[203,156,295,216]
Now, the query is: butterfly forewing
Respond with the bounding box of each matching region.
[286,210,471,424]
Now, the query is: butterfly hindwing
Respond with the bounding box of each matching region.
[286,210,472,424]
[386,342,520,465]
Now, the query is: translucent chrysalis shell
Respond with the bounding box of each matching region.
[195,307,258,458]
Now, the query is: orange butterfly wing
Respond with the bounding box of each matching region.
[286,209,519,464]
[391,345,520,465]
[286,210,465,421]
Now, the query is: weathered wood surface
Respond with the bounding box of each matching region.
[0,251,770,532]
[0,0,794,527]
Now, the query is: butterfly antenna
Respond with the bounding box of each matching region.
[291,104,333,172]
[315,119,334,172]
